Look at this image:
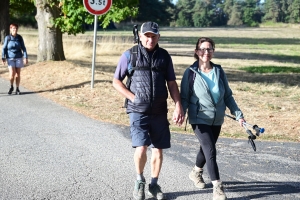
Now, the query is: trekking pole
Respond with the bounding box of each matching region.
[133,25,140,44]
[225,114,265,151]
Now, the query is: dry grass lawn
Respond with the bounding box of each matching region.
[1,27,299,143]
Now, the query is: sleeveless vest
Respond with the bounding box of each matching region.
[126,43,170,114]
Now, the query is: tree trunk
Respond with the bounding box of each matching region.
[0,0,10,44]
[35,0,65,61]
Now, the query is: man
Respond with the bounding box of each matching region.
[113,22,184,200]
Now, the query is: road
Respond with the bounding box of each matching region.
[0,77,299,200]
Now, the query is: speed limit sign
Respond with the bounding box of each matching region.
[83,0,112,15]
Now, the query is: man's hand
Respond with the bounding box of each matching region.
[112,78,135,101]
[167,80,185,126]
[172,102,184,126]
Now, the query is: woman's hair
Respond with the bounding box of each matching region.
[194,37,215,60]
[10,23,19,29]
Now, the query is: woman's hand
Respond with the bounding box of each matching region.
[239,118,246,127]
[2,58,6,65]
[23,58,28,65]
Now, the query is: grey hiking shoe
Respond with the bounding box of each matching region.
[148,184,166,200]
[213,182,227,200]
[133,180,146,200]
[189,167,206,189]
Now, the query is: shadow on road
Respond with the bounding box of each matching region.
[163,181,299,199]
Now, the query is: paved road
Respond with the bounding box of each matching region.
[0,78,299,200]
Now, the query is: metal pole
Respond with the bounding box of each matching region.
[91,15,98,89]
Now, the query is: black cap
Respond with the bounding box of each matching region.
[140,22,159,35]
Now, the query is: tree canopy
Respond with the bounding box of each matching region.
[2,0,300,60]
[7,0,300,30]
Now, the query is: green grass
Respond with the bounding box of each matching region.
[239,66,300,73]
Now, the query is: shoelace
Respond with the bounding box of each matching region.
[214,185,225,195]
[196,171,204,183]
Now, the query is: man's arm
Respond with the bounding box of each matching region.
[167,80,184,126]
[112,78,135,102]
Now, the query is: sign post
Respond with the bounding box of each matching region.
[83,0,112,89]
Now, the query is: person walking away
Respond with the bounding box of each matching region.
[113,21,184,200]
[2,23,28,95]
[180,37,246,200]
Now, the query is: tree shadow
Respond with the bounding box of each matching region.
[225,70,300,86]
[67,59,118,73]
[162,181,299,199]
[0,69,7,75]
[161,36,300,46]
[0,80,110,96]
[175,66,300,86]
[169,51,300,64]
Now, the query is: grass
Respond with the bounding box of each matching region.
[240,66,300,73]
[1,26,299,143]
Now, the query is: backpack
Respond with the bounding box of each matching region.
[187,62,224,96]
[6,34,23,43]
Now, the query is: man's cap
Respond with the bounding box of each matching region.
[140,22,159,35]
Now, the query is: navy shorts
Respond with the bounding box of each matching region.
[129,113,171,149]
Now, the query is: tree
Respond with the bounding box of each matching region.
[263,0,280,22]
[242,0,259,26]
[192,0,213,27]
[227,1,243,26]
[0,0,10,44]
[33,0,138,62]
[135,0,174,25]
[280,0,290,22]
[289,0,300,23]
[175,0,196,27]
[223,0,235,22]
[10,0,36,27]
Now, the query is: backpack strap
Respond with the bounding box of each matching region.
[6,35,11,42]
[123,45,138,108]
[188,67,196,96]
[6,34,22,43]
[125,45,138,88]
[184,67,197,131]
[129,45,138,72]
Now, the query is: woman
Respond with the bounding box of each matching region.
[2,23,28,95]
[180,37,245,200]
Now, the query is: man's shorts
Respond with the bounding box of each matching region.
[129,113,171,149]
[7,58,24,68]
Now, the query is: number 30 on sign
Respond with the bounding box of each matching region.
[83,0,112,15]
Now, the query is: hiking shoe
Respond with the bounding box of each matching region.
[8,86,14,95]
[148,184,166,200]
[213,182,227,200]
[133,180,146,200]
[16,87,21,95]
[189,167,205,189]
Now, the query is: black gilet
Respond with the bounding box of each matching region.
[126,43,170,114]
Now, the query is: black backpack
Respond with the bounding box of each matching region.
[187,61,224,96]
